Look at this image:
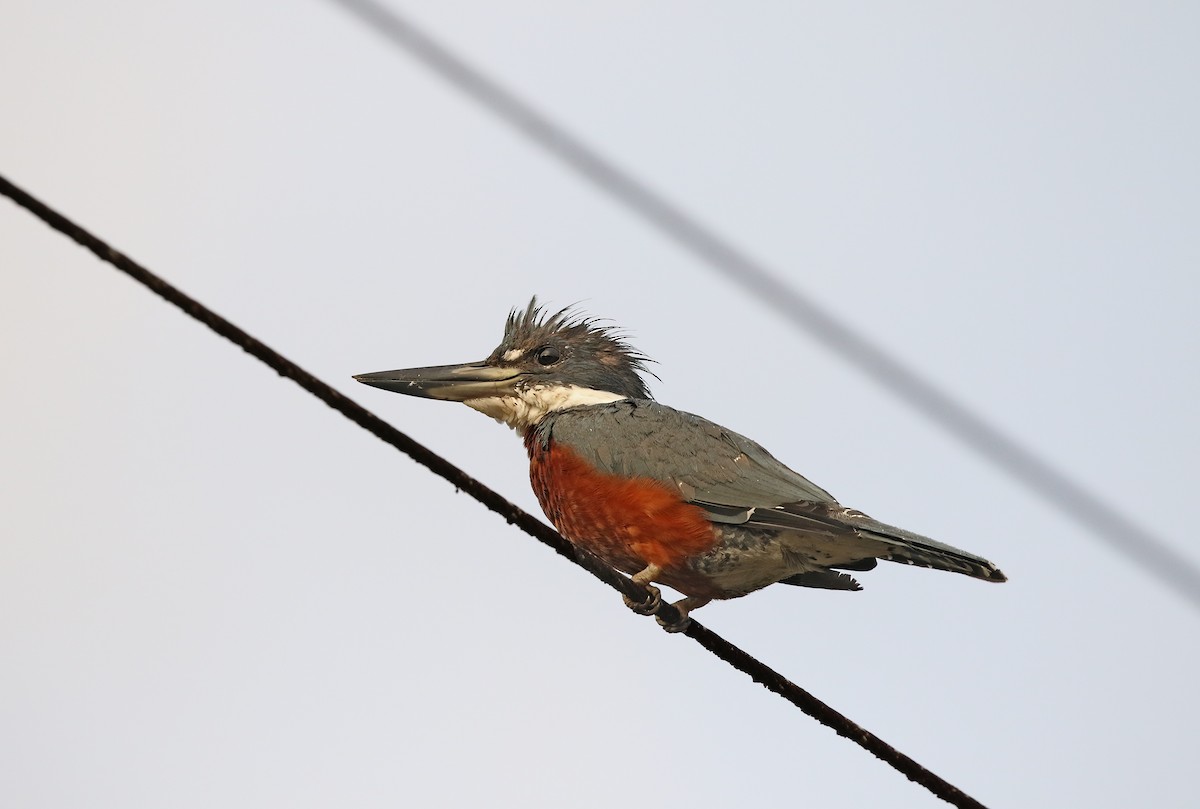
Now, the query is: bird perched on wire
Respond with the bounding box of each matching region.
[355,299,1005,629]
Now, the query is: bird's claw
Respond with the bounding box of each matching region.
[623,584,662,616]
[653,596,706,632]
[655,611,692,633]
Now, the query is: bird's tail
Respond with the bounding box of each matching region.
[847,512,1007,583]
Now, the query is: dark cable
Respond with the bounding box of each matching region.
[327,0,1200,611]
[1,173,991,809]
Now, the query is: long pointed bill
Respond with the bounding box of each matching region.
[353,361,525,402]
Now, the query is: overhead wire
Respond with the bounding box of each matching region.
[1,173,990,809]
[326,0,1200,612]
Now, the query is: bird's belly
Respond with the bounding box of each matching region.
[526,437,719,590]
[689,525,817,596]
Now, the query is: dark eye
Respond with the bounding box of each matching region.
[536,346,561,366]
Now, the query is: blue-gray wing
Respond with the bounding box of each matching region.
[540,400,1007,583]
[541,400,839,515]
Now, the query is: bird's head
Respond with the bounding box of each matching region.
[354,298,654,430]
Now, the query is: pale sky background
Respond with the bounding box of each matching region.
[2,3,1198,807]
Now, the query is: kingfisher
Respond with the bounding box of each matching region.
[355,299,1005,628]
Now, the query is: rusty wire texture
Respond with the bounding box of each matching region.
[2,173,991,809]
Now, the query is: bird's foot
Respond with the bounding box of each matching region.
[623,584,662,616]
[655,596,711,633]
[656,612,690,633]
[630,563,662,588]
[622,564,708,631]
[623,563,664,615]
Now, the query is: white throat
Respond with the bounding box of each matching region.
[463,385,627,431]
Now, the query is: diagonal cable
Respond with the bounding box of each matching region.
[327,0,1200,612]
[1,173,990,809]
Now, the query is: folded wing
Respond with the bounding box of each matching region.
[542,400,1005,583]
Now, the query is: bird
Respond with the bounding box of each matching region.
[354,299,1005,629]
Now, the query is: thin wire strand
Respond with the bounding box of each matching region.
[1,173,990,809]
[327,0,1200,611]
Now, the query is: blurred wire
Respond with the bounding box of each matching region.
[328,0,1200,612]
[1,173,992,809]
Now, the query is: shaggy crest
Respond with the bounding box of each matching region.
[488,298,656,400]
